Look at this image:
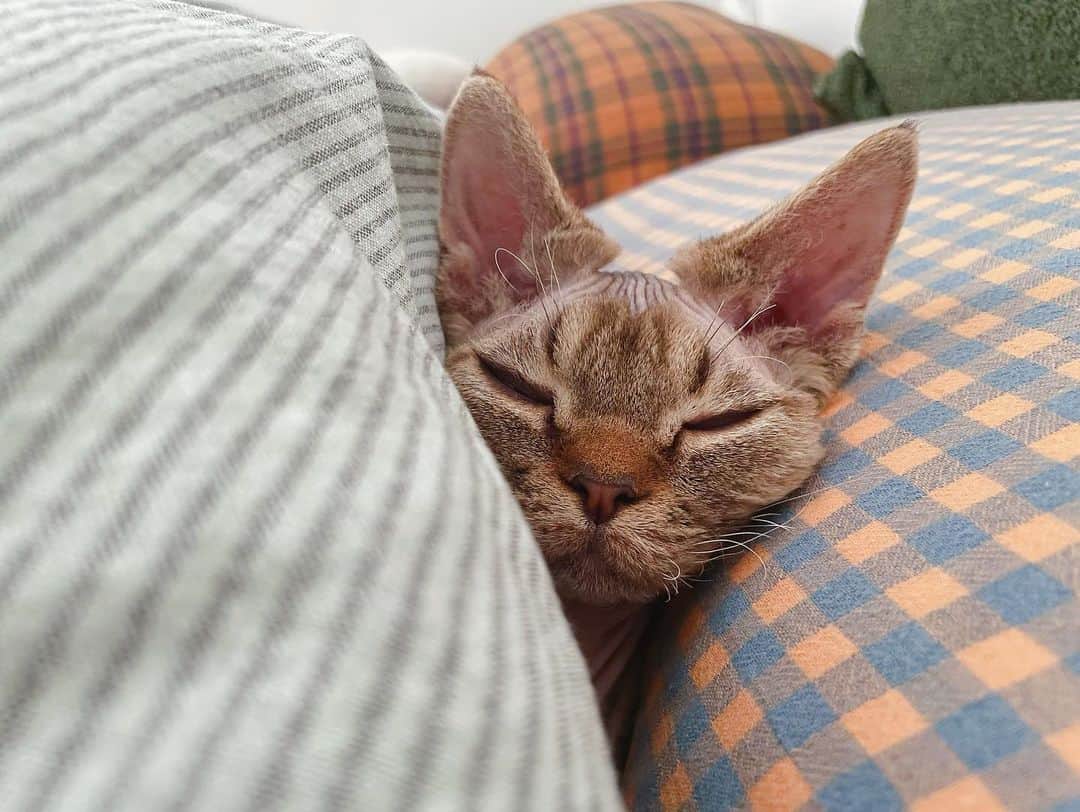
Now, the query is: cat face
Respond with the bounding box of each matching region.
[438,73,917,605]
[446,271,827,604]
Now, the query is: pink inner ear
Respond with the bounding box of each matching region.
[443,130,539,296]
[765,178,905,335]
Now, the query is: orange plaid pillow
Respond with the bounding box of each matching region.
[486,2,833,207]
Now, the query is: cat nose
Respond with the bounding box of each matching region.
[569,475,637,525]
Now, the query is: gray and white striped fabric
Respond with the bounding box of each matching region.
[0,2,619,809]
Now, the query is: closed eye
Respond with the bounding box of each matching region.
[682,408,763,432]
[476,354,554,406]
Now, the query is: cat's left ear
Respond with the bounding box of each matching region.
[674,123,918,401]
[438,71,618,345]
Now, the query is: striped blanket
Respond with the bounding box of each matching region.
[0,2,617,810]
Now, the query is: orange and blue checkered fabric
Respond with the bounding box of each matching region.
[588,102,1080,810]
[486,2,832,207]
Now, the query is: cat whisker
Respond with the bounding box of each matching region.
[748,523,790,542]
[496,246,546,296]
[695,545,766,573]
[692,542,745,553]
[685,575,717,585]
[742,354,792,372]
[526,230,543,302]
[528,229,564,318]
[691,545,723,557]
[750,518,792,532]
[694,530,764,541]
[543,234,564,299]
[693,538,760,557]
[691,528,783,564]
[481,311,528,329]
[711,302,776,363]
[693,519,787,577]
[495,246,556,333]
[697,550,747,565]
[713,537,768,577]
[696,551,735,561]
[763,477,859,510]
[693,529,770,543]
[703,304,720,338]
[491,248,522,293]
[743,516,794,542]
[742,473,874,536]
[702,298,729,347]
[541,233,569,323]
[662,558,689,602]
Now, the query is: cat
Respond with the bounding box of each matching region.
[436,71,916,752]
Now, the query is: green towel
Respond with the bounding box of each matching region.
[817,0,1080,121]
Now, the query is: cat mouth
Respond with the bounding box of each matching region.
[542,526,664,604]
[583,524,611,550]
[551,556,659,604]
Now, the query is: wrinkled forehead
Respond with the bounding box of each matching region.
[559,269,714,321]
[546,272,710,415]
[471,270,717,348]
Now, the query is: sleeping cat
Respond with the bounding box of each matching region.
[436,72,916,750]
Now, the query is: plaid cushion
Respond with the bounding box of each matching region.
[587,102,1080,810]
[486,1,832,207]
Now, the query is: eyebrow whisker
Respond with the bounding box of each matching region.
[491,248,521,293]
[496,246,555,334]
[702,298,729,348]
[543,234,564,299]
[711,302,776,363]
[742,354,792,372]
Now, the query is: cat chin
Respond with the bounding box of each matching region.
[552,573,659,606]
[548,553,666,606]
[530,516,703,605]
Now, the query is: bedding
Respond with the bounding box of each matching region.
[0,2,618,809]
[588,101,1080,810]
[7,3,1076,809]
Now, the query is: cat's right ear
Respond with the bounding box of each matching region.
[438,72,618,345]
[672,124,917,402]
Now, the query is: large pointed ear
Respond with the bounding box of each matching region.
[673,123,918,401]
[437,72,619,345]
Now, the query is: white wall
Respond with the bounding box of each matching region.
[236,0,861,63]
[756,0,862,57]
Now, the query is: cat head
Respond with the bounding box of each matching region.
[438,73,916,605]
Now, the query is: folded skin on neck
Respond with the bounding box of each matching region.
[559,597,653,763]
